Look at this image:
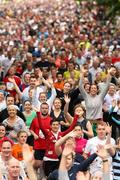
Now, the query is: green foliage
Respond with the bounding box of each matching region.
[76,0,120,20]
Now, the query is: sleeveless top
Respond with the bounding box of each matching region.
[50,110,67,131]
[2,175,24,180]
[77,118,88,139]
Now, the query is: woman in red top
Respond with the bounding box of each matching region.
[37,112,78,177]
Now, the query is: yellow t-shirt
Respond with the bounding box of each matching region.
[64,70,80,80]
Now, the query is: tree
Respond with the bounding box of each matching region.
[76,0,120,20]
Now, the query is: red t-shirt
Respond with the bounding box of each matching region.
[4,76,21,96]
[111,57,120,63]
[30,116,52,150]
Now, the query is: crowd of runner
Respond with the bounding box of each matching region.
[0,0,120,179]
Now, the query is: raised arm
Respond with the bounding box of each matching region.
[97,145,110,179]
[8,78,23,98]
[64,95,73,124]
[100,69,111,98]
[58,142,74,180]
[79,70,87,99]
[105,123,116,156]
[76,153,97,172]
[23,144,37,180]
[83,121,94,138]
[47,85,57,110]
[61,115,78,136]
[55,131,77,156]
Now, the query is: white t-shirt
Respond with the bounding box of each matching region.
[85,136,115,176]
[104,93,119,109]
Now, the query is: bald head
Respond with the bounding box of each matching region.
[7,158,20,179]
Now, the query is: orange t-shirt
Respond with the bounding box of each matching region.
[12,144,33,161]
[54,81,64,91]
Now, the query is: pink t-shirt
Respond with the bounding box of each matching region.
[75,138,87,154]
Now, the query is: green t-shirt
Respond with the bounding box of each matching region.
[23,111,36,128]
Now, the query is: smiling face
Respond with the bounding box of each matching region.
[24,101,31,111]
[8,66,15,76]
[53,98,61,110]
[63,82,71,94]
[24,73,30,84]
[18,132,28,145]
[39,92,47,103]
[1,141,12,158]
[108,85,116,96]
[96,124,106,140]
[30,77,36,88]
[51,121,60,133]
[90,84,98,96]
[7,106,17,118]
[0,125,6,139]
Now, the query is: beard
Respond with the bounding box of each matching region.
[41,112,48,116]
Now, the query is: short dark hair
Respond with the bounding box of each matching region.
[40,102,49,107]
[50,120,59,125]
[0,123,6,129]
[74,123,83,130]
[6,94,14,100]
[57,72,63,77]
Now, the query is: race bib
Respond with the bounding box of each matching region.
[39,130,45,139]
[6,82,14,90]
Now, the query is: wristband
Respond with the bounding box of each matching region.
[103,159,108,163]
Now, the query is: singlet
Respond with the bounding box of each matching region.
[77,118,88,139]
[50,110,67,131]
[2,175,24,180]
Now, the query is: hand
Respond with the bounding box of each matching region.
[103,103,109,112]
[34,134,39,140]
[68,130,78,138]
[96,145,108,160]
[23,144,34,163]
[8,77,16,84]
[47,78,53,87]
[112,99,117,108]
[105,123,112,134]
[64,95,71,104]
[60,121,66,125]
[107,67,114,75]
[76,171,90,180]
[38,69,42,78]
[62,143,74,157]
[105,144,113,150]
[82,129,87,134]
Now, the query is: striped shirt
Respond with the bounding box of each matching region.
[113,151,120,180]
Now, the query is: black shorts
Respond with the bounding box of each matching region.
[34,149,45,160]
[43,160,59,176]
